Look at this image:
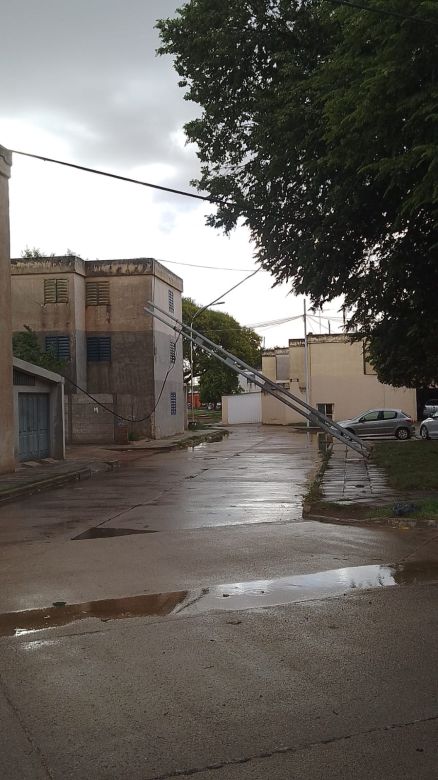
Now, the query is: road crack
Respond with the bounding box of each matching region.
[145,714,438,779]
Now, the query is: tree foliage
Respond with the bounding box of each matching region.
[182,297,261,401]
[158,0,438,387]
[13,326,66,373]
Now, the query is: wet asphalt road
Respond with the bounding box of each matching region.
[0,425,437,779]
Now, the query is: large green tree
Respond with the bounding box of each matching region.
[182,297,261,402]
[158,0,438,387]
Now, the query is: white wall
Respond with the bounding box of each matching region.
[222,392,262,425]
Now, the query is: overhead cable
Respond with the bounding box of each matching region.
[10,149,227,204]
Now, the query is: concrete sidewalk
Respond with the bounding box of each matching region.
[0,428,228,505]
[321,442,397,505]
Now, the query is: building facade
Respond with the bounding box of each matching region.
[262,335,417,425]
[11,256,184,442]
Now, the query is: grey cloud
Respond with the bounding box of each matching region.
[1,0,204,198]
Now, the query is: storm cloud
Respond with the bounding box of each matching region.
[1,0,200,184]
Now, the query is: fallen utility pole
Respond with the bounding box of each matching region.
[144,302,370,458]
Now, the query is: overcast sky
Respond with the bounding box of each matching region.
[0,0,342,345]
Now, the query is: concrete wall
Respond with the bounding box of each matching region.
[85,272,155,439]
[13,358,65,460]
[261,381,305,426]
[262,354,278,381]
[262,337,417,425]
[289,340,306,387]
[222,392,262,425]
[307,337,417,421]
[0,146,15,473]
[11,257,86,388]
[65,394,115,444]
[11,256,185,442]
[152,272,184,439]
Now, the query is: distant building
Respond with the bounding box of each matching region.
[262,334,417,425]
[11,256,184,442]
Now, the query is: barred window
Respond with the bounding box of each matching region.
[170,392,177,415]
[44,278,68,303]
[168,289,175,313]
[170,339,176,364]
[45,335,71,361]
[86,281,110,306]
[87,336,111,362]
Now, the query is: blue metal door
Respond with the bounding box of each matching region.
[18,394,50,461]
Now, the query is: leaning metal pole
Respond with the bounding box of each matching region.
[144,302,370,458]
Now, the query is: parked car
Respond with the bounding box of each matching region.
[337,409,415,439]
[422,398,438,419]
[420,412,438,440]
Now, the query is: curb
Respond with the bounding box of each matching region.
[0,461,118,506]
[303,508,438,530]
[0,430,229,506]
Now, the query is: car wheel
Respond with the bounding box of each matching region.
[395,427,410,440]
[420,425,430,440]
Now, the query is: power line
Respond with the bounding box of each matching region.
[160,258,255,272]
[326,0,438,26]
[10,149,226,204]
[247,314,303,328]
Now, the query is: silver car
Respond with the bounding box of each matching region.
[338,409,415,439]
[420,413,438,440]
[422,398,438,418]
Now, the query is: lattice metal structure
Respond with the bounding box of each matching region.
[144,301,370,458]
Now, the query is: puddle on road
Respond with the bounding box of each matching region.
[180,561,438,615]
[0,591,187,637]
[3,562,437,638]
[72,527,157,540]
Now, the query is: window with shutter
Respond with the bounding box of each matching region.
[44,279,68,303]
[45,335,71,361]
[87,336,111,362]
[170,339,176,364]
[170,392,177,415]
[168,289,175,313]
[86,281,110,305]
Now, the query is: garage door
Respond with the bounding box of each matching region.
[18,394,50,461]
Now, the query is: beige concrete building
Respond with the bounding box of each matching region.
[11,256,184,442]
[262,335,417,425]
[0,146,15,473]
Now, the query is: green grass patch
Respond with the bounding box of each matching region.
[371,440,438,491]
[370,499,438,521]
